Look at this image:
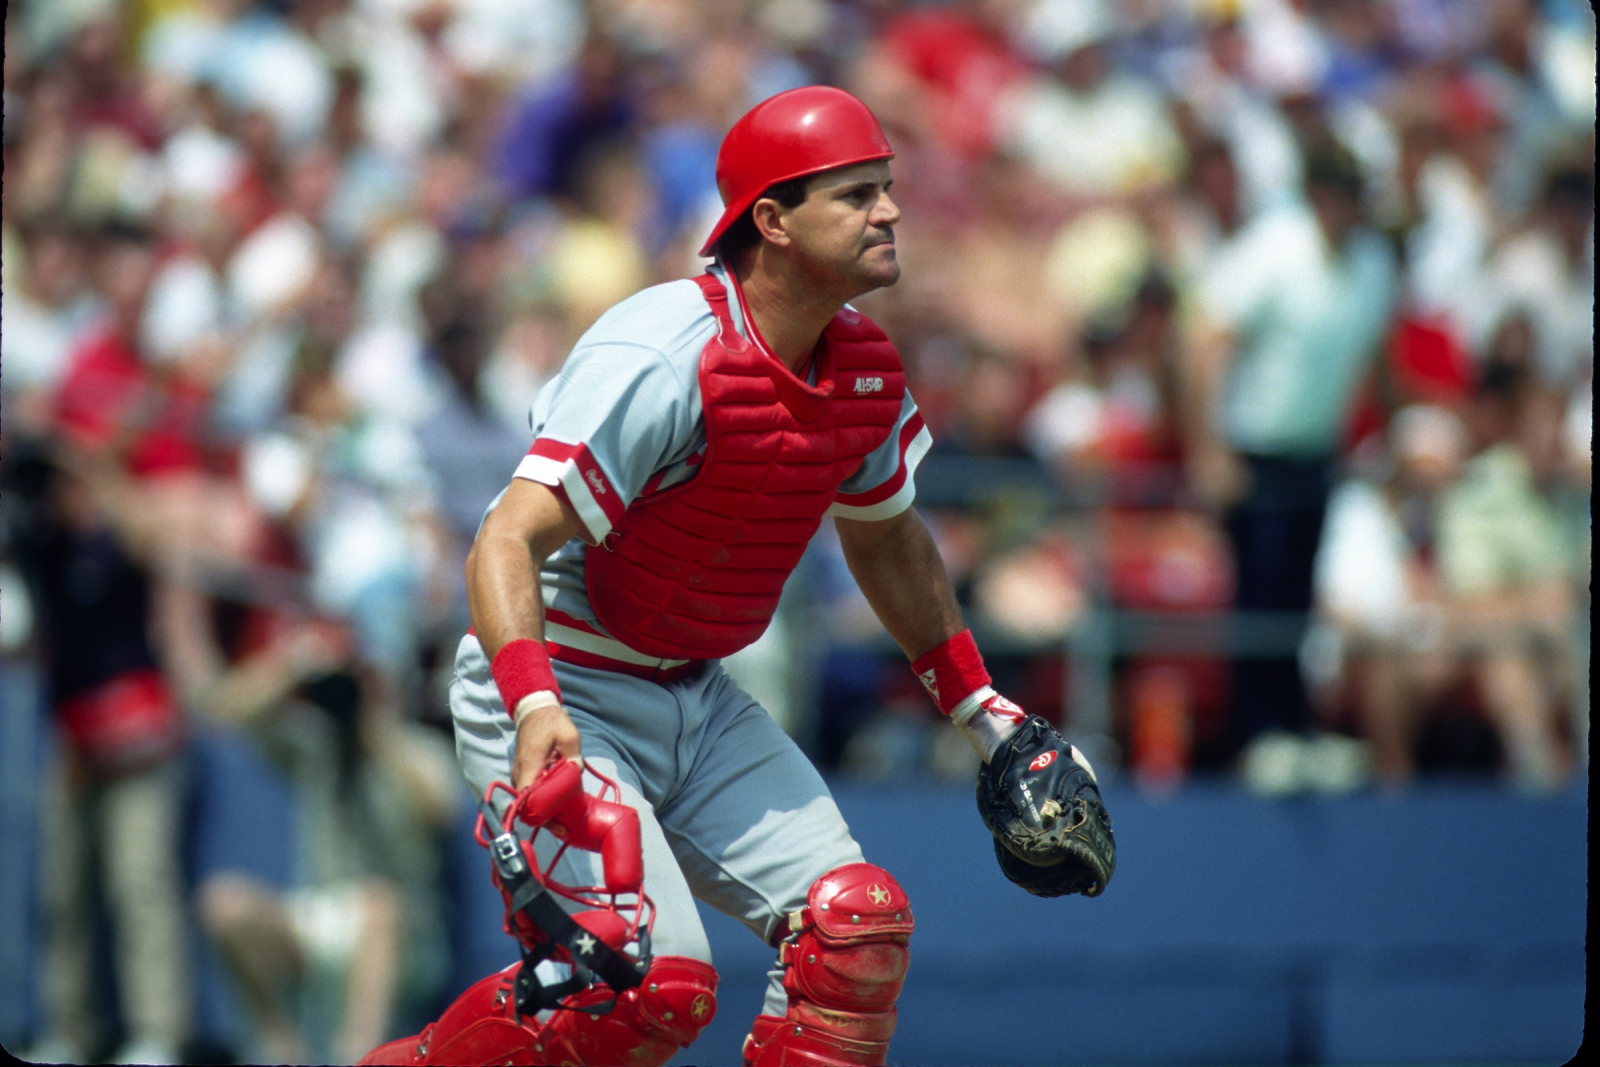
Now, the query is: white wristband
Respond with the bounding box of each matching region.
[948,685,997,728]
[512,690,562,728]
[950,686,1029,763]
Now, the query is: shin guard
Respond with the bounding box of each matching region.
[539,954,717,1066]
[359,964,534,1066]
[742,863,913,1066]
[359,956,716,1067]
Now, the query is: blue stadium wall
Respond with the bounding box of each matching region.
[0,720,1587,1065]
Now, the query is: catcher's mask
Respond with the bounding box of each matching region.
[476,758,655,1018]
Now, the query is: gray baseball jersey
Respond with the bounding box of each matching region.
[507,260,930,675]
[453,261,928,1016]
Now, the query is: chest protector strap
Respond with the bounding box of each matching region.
[585,273,905,662]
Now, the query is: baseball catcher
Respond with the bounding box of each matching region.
[362,84,1113,1067]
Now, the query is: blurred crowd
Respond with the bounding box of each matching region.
[0,0,1592,1061]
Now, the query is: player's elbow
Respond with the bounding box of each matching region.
[836,506,918,562]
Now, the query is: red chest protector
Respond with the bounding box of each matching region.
[585,273,905,661]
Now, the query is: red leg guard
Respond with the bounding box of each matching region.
[539,955,718,1066]
[359,964,537,1066]
[358,957,716,1067]
[742,863,914,1067]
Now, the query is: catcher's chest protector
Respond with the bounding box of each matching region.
[586,273,905,660]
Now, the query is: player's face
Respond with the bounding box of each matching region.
[784,161,902,293]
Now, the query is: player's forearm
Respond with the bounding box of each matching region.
[467,527,582,776]
[466,530,549,659]
[838,508,1027,761]
[467,481,589,754]
[466,480,585,658]
[835,507,965,659]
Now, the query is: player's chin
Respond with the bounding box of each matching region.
[857,246,901,288]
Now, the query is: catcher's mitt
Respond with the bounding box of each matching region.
[976,715,1116,898]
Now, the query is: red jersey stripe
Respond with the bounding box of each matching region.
[834,410,926,507]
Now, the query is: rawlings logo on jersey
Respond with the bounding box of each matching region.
[1029,750,1057,772]
[853,376,885,394]
[585,469,608,495]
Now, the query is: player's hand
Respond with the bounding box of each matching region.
[976,715,1116,897]
[512,703,582,790]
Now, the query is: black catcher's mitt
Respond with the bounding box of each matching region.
[976,715,1116,898]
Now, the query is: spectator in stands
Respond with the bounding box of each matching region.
[1028,275,1186,502]
[196,674,460,1064]
[1180,139,1399,769]
[52,223,210,480]
[1028,278,1233,783]
[0,224,99,434]
[1314,404,1470,786]
[235,266,444,718]
[998,0,1186,201]
[12,451,192,1066]
[1469,165,1595,387]
[10,218,215,1065]
[157,573,460,1064]
[1156,135,1249,286]
[1435,363,1577,791]
[496,33,633,204]
[415,283,532,634]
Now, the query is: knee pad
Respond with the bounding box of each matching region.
[743,863,913,1067]
[540,955,718,1067]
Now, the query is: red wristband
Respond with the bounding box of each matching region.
[490,638,562,720]
[911,630,991,716]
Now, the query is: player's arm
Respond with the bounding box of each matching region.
[834,507,962,659]
[466,477,588,788]
[835,507,1024,762]
[839,506,1115,896]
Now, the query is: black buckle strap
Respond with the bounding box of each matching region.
[486,827,650,1018]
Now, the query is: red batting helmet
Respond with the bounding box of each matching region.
[699,86,895,257]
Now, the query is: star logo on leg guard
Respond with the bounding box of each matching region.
[868,883,891,907]
[692,995,712,1021]
[574,932,596,956]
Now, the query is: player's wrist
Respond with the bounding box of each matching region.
[912,631,1030,763]
[956,691,1027,763]
[910,630,991,716]
[512,690,563,729]
[491,637,563,722]
[947,685,996,727]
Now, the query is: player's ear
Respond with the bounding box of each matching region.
[751,197,794,249]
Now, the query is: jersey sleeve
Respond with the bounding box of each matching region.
[513,342,690,544]
[827,391,932,521]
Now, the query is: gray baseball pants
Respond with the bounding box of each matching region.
[449,635,866,1016]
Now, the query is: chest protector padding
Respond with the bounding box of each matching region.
[586,274,905,661]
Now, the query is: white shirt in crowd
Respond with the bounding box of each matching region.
[1199,200,1398,458]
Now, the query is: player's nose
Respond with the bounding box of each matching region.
[872,190,902,229]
